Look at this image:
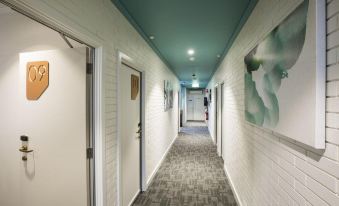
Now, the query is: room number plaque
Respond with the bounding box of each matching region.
[26,61,49,100]
[131,74,139,100]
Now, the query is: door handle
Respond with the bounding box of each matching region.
[19,145,33,161]
[19,145,33,153]
[19,135,33,161]
[136,129,142,134]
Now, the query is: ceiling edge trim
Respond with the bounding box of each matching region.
[111,0,180,79]
[207,0,259,85]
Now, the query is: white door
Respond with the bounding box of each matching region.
[187,94,194,120]
[187,93,204,121]
[0,47,88,206]
[194,95,205,121]
[119,64,141,206]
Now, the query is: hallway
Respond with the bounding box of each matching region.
[0,0,336,205]
[133,122,237,206]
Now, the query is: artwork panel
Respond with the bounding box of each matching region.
[244,0,325,148]
[164,80,173,111]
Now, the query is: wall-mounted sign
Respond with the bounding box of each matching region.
[26,61,49,100]
[131,74,139,100]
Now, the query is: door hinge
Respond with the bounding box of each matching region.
[86,63,93,74]
[87,148,94,159]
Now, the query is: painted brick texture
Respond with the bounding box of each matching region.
[7,0,180,205]
[207,0,339,205]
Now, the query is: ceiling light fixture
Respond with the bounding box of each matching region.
[192,74,199,88]
[189,57,195,61]
[187,49,195,56]
[149,35,155,40]
[217,54,221,58]
[192,80,199,88]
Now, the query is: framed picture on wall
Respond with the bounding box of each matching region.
[164,80,173,111]
[244,0,325,149]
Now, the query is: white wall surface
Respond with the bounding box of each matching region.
[207,0,339,205]
[1,0,179,205]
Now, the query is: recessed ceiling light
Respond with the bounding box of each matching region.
[187,49,195,56]
[189,57,195,61]
[149,35,155,40]
[217,54,221,58]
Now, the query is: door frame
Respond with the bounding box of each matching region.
[215,83,223,157]
[116,51,146,206]
[214,86,218,146]
[220,82,225,160]
[178,91,180,132]
[0,1,105,205]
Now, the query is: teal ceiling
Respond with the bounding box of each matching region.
[112,0,257,88]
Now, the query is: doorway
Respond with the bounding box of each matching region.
[214,87,218,145]
[221,83,225,160]
[118,61,143,206]
[178,91,181,131]
[0,4,95,206]
[187,90,205,121]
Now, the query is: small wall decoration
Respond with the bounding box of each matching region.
[164,80,173,111]
[26,61,49,100]
[244,0,325,148]
[131,74,139,100]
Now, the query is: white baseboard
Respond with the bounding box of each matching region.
[146,135,178,187]
[212,136,216,145]
[207,126,216,145]
[128,189,140,206]
[223,164,243,206]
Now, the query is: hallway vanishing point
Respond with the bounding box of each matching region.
[133,122,237,206]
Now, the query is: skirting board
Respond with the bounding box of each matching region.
[128,189,140,206]
[207,127,216,145]
[146,134,178,187]
[224,164,243,206]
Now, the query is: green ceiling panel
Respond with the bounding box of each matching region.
[112,0,257,88]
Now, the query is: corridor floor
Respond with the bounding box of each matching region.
[133,121,237,206]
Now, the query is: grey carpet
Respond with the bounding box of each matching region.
[133,121,237,206]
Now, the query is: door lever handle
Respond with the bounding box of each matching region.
[19,145,33,153]
[136,129,142,134]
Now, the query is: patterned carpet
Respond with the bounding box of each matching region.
[133,121,237,206]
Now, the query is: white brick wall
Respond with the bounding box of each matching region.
[207,0,339,205]
[5,0,179,205]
